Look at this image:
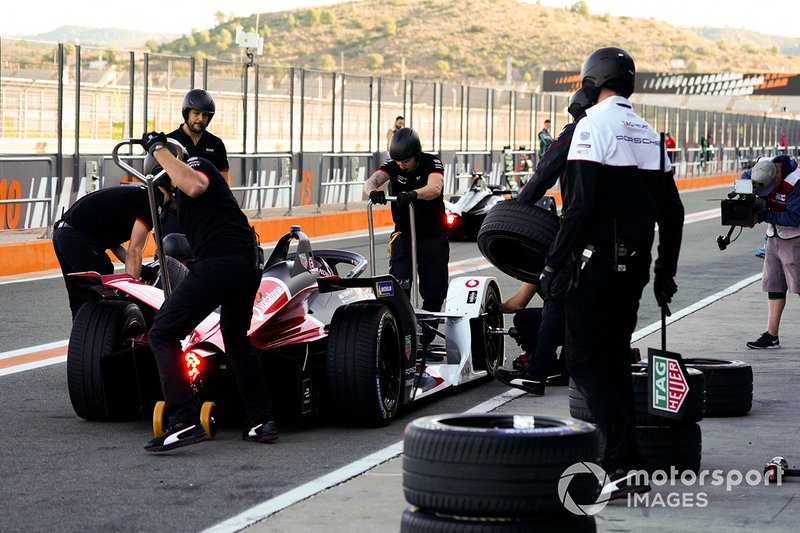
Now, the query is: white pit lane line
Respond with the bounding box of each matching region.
[202,272,762,533]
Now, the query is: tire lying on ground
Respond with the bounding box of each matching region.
[400,506,596,533]
[568,365,705,425]
[403,413,599,517]
[682,358,753,417]
[476,201,560,284]
[635,424,702,474]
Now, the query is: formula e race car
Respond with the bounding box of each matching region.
[65,139,504,433]
[444,172,517,241]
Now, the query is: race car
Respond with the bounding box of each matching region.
[444,172,517,241]
[65,140,504,433]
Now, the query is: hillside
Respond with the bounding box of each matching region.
[150,0,800,84]
[23,25,176,49]
[692,26,800,58]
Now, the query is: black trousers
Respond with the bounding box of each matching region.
[565,252,650,471]
[52,225,115,318]
[389,231,449,312]
[148,253,273,426]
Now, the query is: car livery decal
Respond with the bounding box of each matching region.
[465,279,479,288]
[467,290,478,304]
[377,280,394,297]
[404,334,413,360]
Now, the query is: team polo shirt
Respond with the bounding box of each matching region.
[168,126,230,173]
[175,157,253,260]
[63,185,154,248]
[379,152,446,236]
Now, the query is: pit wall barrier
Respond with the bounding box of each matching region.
[0,173,734,278]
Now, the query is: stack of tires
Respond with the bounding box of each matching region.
[400,413,600,532]
[569,364,706,473]
[681,358,753,417]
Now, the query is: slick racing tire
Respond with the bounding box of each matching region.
[568,366,705,426]
[469,281,504,375]
[326,302,403,427]
[682,358,753,417]
[67,300,147,421]
[635,424,702,474]
[476,200,559,284]
[403,414,599,517]
[400,506,596,532]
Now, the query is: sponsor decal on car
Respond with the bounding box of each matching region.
[467,290,478,304]
[404,334,413,360]
[377,280,394,297]
[465,279,479,288]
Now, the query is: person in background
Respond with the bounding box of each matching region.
[386,116,405,153]
[665,132,676,163]
[747,155,800,349]
[538,119,553,158]
[163,89,232,235]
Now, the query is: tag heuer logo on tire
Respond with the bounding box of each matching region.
[652,354,689,414]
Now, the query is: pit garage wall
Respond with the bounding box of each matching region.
[1,151,508,231]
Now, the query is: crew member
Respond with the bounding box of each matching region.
[495,88,593,396]
[163,89,231,235]
[52,183,171,319]
[140,132,276,453]
[364,127,448,314]
[540,47,684,492]
[747,155,800,349]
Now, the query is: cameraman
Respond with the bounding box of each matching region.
[747,155,800,349]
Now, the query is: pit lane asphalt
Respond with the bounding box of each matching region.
[3,186,787,532]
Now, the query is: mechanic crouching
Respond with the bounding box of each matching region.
[746,155,800,350]
[139,132,277,453]
[364,127,449,314]
[540,47,684,497]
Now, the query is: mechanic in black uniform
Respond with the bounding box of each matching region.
[364,128,449,314]
[139,132,276,453]
[540,47,684,493]
[494,88,593,396]
[162,89,231,235]
[52,184,171,319]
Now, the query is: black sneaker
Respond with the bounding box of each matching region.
[602,468,652,501]
[747,331,780,349]
[495,368,545,396]
[144,421,206,453]
[545,372,570,386]
[243,421,279,443]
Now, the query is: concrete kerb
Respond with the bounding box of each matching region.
[0,173,735,278]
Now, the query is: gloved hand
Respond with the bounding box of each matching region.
[653,271,677,309]
[539,266,555,301]
[141,131,168,155]
[396,190,418,208]
[369,190,387,205]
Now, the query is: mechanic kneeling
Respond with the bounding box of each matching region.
[364,127,449,314]
[140,132,277,453]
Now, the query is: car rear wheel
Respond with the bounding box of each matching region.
[67,299,147,421]
[326,302,403,426]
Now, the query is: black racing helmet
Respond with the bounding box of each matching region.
[389,127,422,162]
[162,233,194,262]
[568,88,591,120]
[580,47,635,102]
[182,89,216,124]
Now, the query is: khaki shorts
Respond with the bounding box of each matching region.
[762,236,800,293]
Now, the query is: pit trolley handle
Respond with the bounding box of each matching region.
[367,197,420,309]
[111,138,185,298]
